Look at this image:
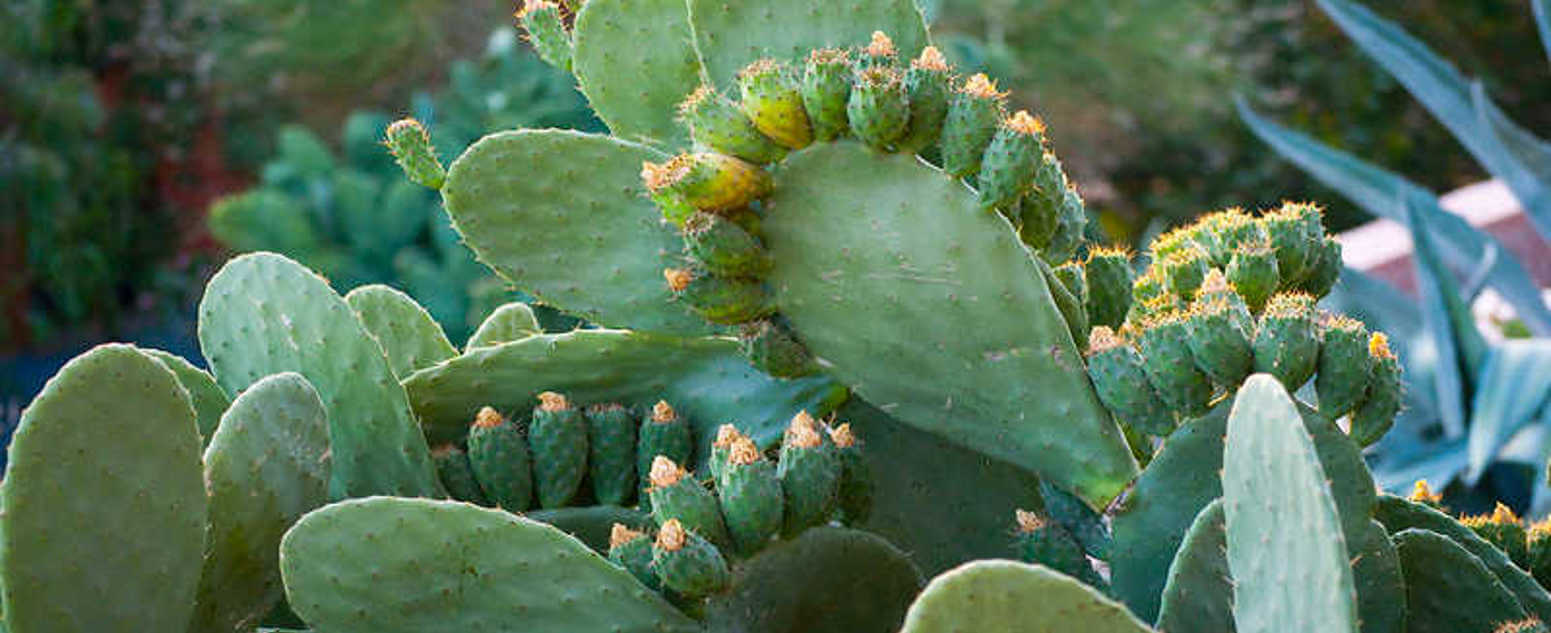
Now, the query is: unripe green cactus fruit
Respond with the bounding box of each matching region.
[896,46,952,153]
[1184,272,1256,387]
[829,422,874,524]
[1263,201,1324,284]
[719,436,786,555]
[1018,153,1068,251]
[649,456,732,548]
[1528,520,1551,590]
[1350,333,1403,447]
[609,524,662,590]
[1251,292,1321,391]
[434,444,490,506]
[586,403,639,507]
[467,406,534,511]
[683,212,772,278]
[777,411,843,536]
[847,66,911,151]
[643,152,773,215]
[1462,504,1530,569]
[739,318,819,378]
[800,48,854,142]
[1131,268,1167,306]
[1053,261,1088,306]
[1301,235,1343,298]
[1043,180,1088,263]
[738,59,812,149]
[652,519,732,598]
[518,0,572,73]
[1135,311,1213,418]
[637,401,695,501]
[940,73,1006,178]
[383,118,445,189]
[529,391,590,508]
[708,423,745,484]
[1085,326,1175,436]
[855,30,900,71]
[678,85,787,165]
[1014,510,1105,589]
[1160,248,1209,301]
[1316,315,1375,419]
[1193,207,1264,267]
[976,111,1046,212]
[1226,239,1279,314]
[664,266,773,325]
[1084,247,1135,330]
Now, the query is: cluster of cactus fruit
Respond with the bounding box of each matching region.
[10,1,1551,633]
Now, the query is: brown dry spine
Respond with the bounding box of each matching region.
[473,406,505,429]
[727,437,763,466]
[785,410,823,448]
[649,455,687,489]
[651,400,678,423]
[538,391,570,411]
[610,523,645,548]
[657,519,687,551]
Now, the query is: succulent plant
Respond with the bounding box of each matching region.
[9,2,1537,633]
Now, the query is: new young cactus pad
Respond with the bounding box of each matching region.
[10,1,1528,632]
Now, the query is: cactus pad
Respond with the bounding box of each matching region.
[1393,528,1533,633]
[527,506,651,554]
[688,1,929,87]
[465,302,543,350]
[143,348,231,446]
[572,0,701,146]
[1157,499,1232,633]
[899,560,1152,633]
[344,284,457,378]
[198,252,441,498]
[279,497,697,633]
[192,372,330,633]
[441,130,713,335]
[761,141,1135,505]
[0,344,206,633]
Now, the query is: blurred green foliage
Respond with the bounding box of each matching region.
[208,30,602,343]
[931,0,1551,241]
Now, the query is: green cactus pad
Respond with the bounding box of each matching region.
[1111,398,1376,622]
[143,348,231,447]
[279,497,697,633]
[198,252,441,499]
[1157,499,1232,633]
[1222,375,1357,633]
[1349,520,1406,633]
[688,0,929,88]
[441,130,714,336]
[402,329,845,454]
[527,506,650,554]
[192,372,330,633]
[0,344,206,633]
[465,302,543,350]
[344,284,457,378]
[1392,528,1532,633]
[704,527,923,633]
[761,141,1135,506]
[1036,479,1110,560]
[519,1,572,72]
[1014,511,1103,588]
[1373,494,1551,624]
[572,0,702,146]
[899,560,1152,633]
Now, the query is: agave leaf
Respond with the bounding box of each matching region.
[1405,199,1488,438]
[1236,96,1551,335]
[1316,0,1551,245]
[1465,341,1551,483]
[1537,0,1551,66]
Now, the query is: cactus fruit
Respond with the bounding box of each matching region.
[708,423,745,483]
[896,46,952,153]
[683,212,773,278]
[1014,510,1104,589]
[586,403,639,506]
[801,48,854,142]
[383,118,446,189]
[663,266,773,325]
[847,66,911,150]
[856,30,900,71]
[718,437,786,555]
[940,74,1007,178]
[468,406,535,511]
[1530,520,1551,590]
[1043,186,1089,263]
[518,0,572,73]
[642,152,773,214]
[1160,248,1210,301]
[1316,314,1375,419]
[1462,504,1530,569]
[528,392,589,508]
[777,411,842,536]
[648,456,732,548]
[1053,261,1087,306]
[609,524,661,590]
[653,519,733,598]
[637,401,695,489]
[737,59,812,149]
[1350,333,1403,447]
[1262,201,1324,285]
[739,318,819,378]
[1131,268,1167,305]
[1301,235,1344,298]
[1184,292,1256,388]
[976,111,1046,212]
[1017,153,1069,251]
[1251,292,1321,390]
[1085,327,1175,436]
[1085,247,1135,330]
[829,422,874,524]
[435,445,491,505]
[678,85,787,165]
[1226,240,1279,313]
[1135,311,1213,418]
